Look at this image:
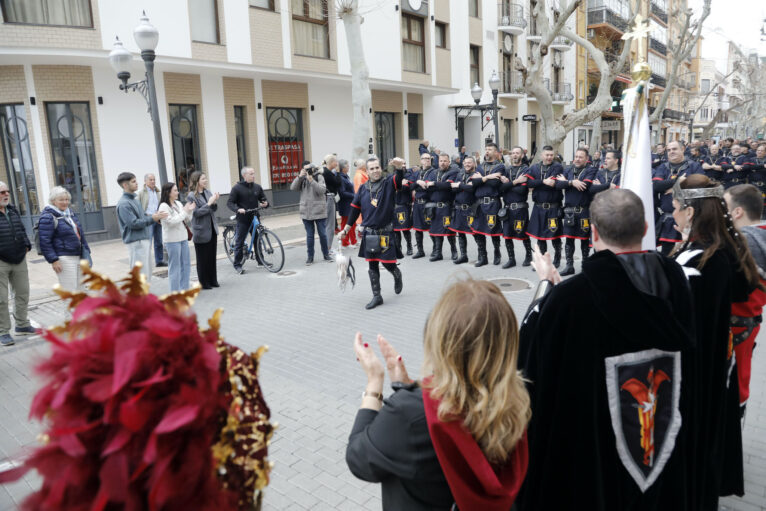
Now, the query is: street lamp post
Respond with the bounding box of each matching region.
[489,71,501,146]
[108,11,168,184]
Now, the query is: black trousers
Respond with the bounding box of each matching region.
[194,234,218,287]
[233,218,251,267]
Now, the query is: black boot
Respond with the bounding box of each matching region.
[474,236,488,267]
[502,239,516,269]
[388,266,403,294]
[560,240,575,276]
[366,270,384,309]
[430,237,444,262]
[429,236,438,259]
[454,234,469,264]
[552,239,562,268]
[448,236,458,261]
[581,240,590,262]
[404,231,413,256]
[522,239,533,267]
[492,237,502,265]
[413,231,425,259]
[537,240,548,255]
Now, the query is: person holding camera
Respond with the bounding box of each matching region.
[291,161,332,265]
[340,157,405,310]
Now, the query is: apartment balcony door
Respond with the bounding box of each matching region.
[374,112,396,165]
[0,104,40,235]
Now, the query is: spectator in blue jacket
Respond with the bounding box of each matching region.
[39,186,90,291]
[337,159,356,247]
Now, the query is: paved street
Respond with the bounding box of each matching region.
[0,225,765,510]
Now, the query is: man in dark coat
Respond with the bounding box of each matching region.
[0,181,35,346]
[525,145,564,267]
[518,189,695,511]
[423,154,458,262]
[471,142,506,267]
[499,146,533,267]
[227,167,269,273]
[411,153,434,258]
[556,148,598,275]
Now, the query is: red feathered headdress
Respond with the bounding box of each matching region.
[0,263,273,510]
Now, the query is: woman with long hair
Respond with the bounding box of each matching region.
[158,182,195,291]
[671,174,762,508]
[186,171,220,289]
[346,279,530,510]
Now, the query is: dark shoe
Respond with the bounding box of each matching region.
[14,325,37,335]
[412,250,425,259]
[552,250,561,268]
[474,247,488,267]
[365,295,384,309]
[234,265,244,274]
[211,282,220,288]
[202,285,213,290]
[324,255,333,262]
[306,257,313,266]
[560,263,575,276]
[502,256,517,269]
[366,269,384,309]
[406,241,413,256]
[448,238,458,262]
[560,242,575,276]
[390,267,403,294]
[429,252,443,262]
[503,240,516,268]
[454,236,468,264]
[493,247,502,266]
[1,334,14,346]
[454,254,468,264]
[156,262,168,267]
[522,239,533,266]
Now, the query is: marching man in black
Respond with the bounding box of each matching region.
[410,153,434,258]
[746,143,766,217]
[393,161,414,256]
[556,147,597,276]
[449,155,477,264]
[589,149,622,196]
[525,145,564,267]
[499,146,533,267]
[422,154,459,262]
[340,157,405,310]
[471,142,506,267]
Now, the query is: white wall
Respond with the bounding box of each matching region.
[224,0,252,64]
[306,82,354,164]
[361,3,402,81]
[91,65,162,205]
[199,74,231,194]
[98,0,192,58]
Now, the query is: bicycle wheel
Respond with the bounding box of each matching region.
[222,226,236,264]
[256,228,285,273]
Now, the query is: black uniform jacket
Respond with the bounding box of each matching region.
[518,250,696,511]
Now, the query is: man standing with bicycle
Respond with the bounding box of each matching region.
[227,167,269,274]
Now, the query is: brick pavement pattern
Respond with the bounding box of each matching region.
[1,241,764,510]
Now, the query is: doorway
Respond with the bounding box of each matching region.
[267,107,304,206]
[0,104,40,234]
[374,112,396,164]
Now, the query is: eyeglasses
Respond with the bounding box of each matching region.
[0,191,10,195]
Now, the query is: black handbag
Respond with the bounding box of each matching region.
[424,202,436,222]
[365,234,382,255]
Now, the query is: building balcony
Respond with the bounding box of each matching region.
[499,70,526,96]
[546,79,574,103]
[649,37,667,55]
[651,73,666,88]
[663,108,686,121]
[587,7,628,36]
[650,2,668,24]
[550,36,573,51]
[526,17,542,41]
[498,2,527,35]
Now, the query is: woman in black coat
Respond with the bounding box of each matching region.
[186,171,220,289]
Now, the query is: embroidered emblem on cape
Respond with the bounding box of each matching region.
[380,236,389,248]
[487,215,497,227]
[514,220,524,233]
[581,218,590,230]
[443,216,451,227]
[548,217,559,232]
[468,216,474,225]
[397,212,405,224]
[605,349,682,492]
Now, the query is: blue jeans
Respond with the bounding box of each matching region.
[152,222,164,264]
[166,240,191,291]
[303,218,328,259]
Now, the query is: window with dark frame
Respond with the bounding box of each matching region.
[435,22,447,49]
[189,0,220,44]
[408,113,421,140]
[292,0,329,58]
[249,0,274,10]
[402,13,425,73]
[468,0,479,17]
[233,106,248,172]
[1,0,93,27]
[168,104,202,194]
[470,45,481,87]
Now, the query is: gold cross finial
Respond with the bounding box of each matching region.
[622,14,651,61]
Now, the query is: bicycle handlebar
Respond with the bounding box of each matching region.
[229,206,266,221]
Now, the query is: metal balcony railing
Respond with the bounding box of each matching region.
[498,2,527,30]
[651,73,667,88]
[551,36,573,49]
[662,108,685,120]
[545,79,574,102]
[527,17,542,39]
[649,37,667,55]
[499,70,526,95]
[650,2,668,23]
[586,6,628,32]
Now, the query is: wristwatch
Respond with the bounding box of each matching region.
[391,381,418,392]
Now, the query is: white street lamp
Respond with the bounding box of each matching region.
[471,83,483,105]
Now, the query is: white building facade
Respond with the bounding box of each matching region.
[0,0,575,240]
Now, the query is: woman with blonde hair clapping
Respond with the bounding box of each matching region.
[346,278,530,511]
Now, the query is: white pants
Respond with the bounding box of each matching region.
[127,238,153,280]
[56,255,83,291]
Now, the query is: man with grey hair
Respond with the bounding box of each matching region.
[0,180,35,346]
[137,173,165,267]
[227,166,268,273]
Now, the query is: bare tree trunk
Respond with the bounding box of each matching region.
[591,117,603,152]
[338,0,371,162]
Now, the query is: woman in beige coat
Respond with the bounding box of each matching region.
[291,162,331,265]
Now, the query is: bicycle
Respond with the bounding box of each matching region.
[222,208,285,273]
